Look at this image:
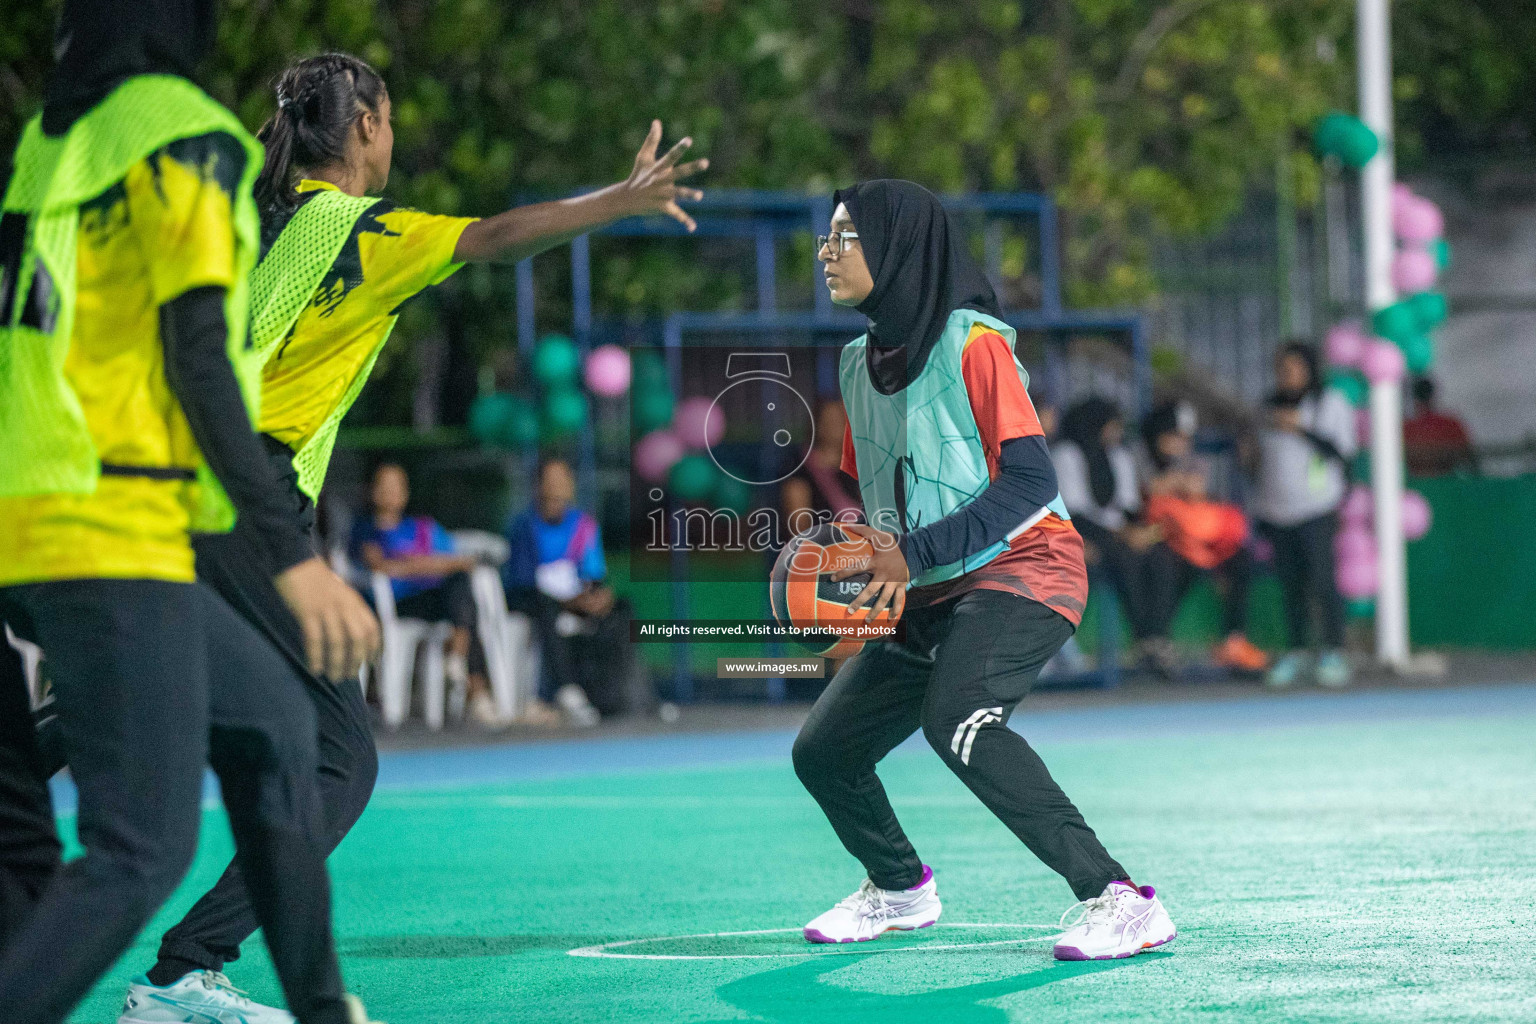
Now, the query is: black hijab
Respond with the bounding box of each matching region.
[833,180,1001,395]
[1060,397,1122,509]
[42,0,219,136]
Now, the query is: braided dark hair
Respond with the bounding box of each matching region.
[253,53,387,216]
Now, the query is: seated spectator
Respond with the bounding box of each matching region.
[780,400,861,531]
[1053,397,1179,676]
[1139,401,1268,674]
[503,457,642,725]
[351,462,503,728]
[1404,376,1475,476]
[1252,341,1357,689]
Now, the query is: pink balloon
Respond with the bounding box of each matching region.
[1391,182,1415,208]
[1337,551,1379,600]
[1341,485,1374,527]
[674,396,725,450]
[1360,339,1406,384]
[1335,526,1375,564]
[634,429,684,483]
[1324,322,1368,367]
[1391,248,1438,294]
[1354,408,1372,447]
[1402,490,1433,541]
[1395,196,1444,244]
[583,345,632,397]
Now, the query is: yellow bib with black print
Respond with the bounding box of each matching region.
[258,179,474,500]
[0,75,262,584]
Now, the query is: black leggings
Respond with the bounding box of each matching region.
[1259,513,1346,649]
[27,520,380,986]
[0,579,348,1024]
[792,589,1129,901]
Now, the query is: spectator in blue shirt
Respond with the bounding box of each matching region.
[351,463,503,728]
[503,458,644,720]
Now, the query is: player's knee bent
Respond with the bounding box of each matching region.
[920,703,986,770]
[792,727,853,791]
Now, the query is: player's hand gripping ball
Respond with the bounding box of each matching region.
[770,522,905,659]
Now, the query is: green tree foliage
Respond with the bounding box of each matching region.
[0,0,1502,420]
[856,0,1347,306]
[1393,0,1536,164]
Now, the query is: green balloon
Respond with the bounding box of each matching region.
[541,387,588,438]
[1327,370,1368,408]
[1431,238,1452,271]
[532,334,581,386]
[502,395,540,446]
[1408,291,1448,331]
[1371,301,1418,344]
[632,350,670,387]
[632,386,674,434]
[1400,333,1434,374]
[468,392,514,445]
[1345,597,1376,619]
[669,454,718,501]
[1313,111,1378,169]
[713,474,753,513]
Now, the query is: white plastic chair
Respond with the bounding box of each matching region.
[449,530,537,721]
[369,572,455,730]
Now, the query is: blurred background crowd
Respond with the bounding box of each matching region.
[4,0,1532,732]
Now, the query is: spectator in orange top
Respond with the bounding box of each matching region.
[1404,376,1475,477]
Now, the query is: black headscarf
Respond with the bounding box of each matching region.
[42,0,219,136]
[833,180,1001,395]
[1060,397,1122,509]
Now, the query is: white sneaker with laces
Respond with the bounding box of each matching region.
[803,865,941,943]
[1053,881,1176,960]
[118,970,294,1023]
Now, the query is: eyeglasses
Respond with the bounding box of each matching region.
[816,231,859,260]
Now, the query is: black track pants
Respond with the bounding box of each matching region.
[0,579,348,1024]
[151,525,379,978]
[28,515,380,981]
[792,589,1129,901]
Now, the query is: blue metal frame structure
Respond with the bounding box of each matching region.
[512,190,1146,698]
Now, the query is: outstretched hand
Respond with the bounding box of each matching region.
[830,523,910,623]
[619,119,708,231]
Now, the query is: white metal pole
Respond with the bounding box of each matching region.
[1358,0,1410,668]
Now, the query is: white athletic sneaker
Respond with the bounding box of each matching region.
[803,865,941,943]
[118,970,294,1023]
[345,994,385,1024]
[1053,881,1176,960]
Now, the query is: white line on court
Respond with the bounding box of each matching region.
[566,923,1059,960]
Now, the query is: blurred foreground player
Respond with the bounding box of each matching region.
[35,50,707,1023]
[0,3,381,1022]
[791,181,1175,960]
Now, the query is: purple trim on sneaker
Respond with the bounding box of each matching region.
[1139,884,1157,899]
[907,864,934,891]
[1053,930,1176,961]
[804,926,863,944]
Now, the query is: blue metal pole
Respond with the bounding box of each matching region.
[570,234,597,508]
[1039,196,1063,319]
[755,225,777,312]
[811,195,833,318]
[516,258,535,355]
[663,317,693,702]
[571,233,593,352]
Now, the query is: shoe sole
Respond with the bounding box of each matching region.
[803,917,938,944]
[1053,929,1176,961]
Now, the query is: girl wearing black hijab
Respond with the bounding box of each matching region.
[0,2,378,1022]
[793,181,1174,960]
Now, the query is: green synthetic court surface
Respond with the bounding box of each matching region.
[65,683,1536,1023]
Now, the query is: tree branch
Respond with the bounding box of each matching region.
[1110,0,1225,102]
